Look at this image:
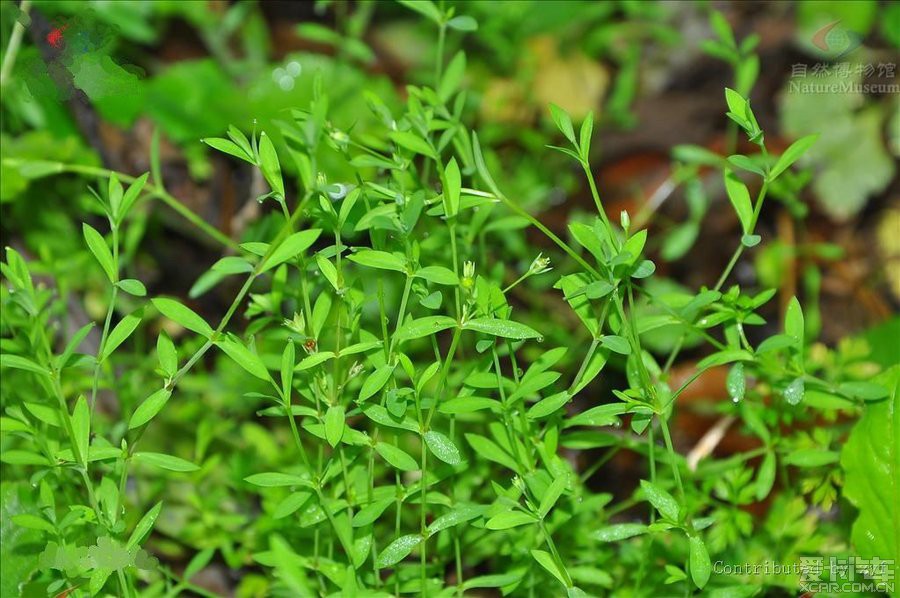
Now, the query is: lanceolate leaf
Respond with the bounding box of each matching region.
[83,223,117,283]
[152,298,214,338]
[463,318,541,340]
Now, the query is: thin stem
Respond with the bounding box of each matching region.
[714,182,768,291]
[0,159,237,250]
[0,0,31,87]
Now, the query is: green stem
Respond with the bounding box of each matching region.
[0,0,31,87]
[1,160,237,250]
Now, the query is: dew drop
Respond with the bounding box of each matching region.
[279,75,295,91]
[286,61,302,77]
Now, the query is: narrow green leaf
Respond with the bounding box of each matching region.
[83,223,117,283]
[486,511,537,530]
[443,158,461,218]
[134,452,199,472]
[129,388,172,429]
[389,131,437,160]
[115,279,146,296]
[723,170,753,234]
[359,364,395,402]
[375,442,418,471]
[689,535,711,589]
[531,549,569,588]
[324,405,345,448]
[594,523,647,542]
[152,298,214,338]
[464,317,541,340]
[71,396,89,466]
[244,472,310,487]
[640,480,680,521]
[376,534,422,568]
[258,132,284,199]
[347,249,407,273]
[127,501,162,550]
[424,430,461,465]
[769,134,818,181]
[100,311,142,361]
[549,104,576,146]
[261,229,322,273]
[216,336,269,381]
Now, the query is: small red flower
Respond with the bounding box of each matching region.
[47,23,68,49]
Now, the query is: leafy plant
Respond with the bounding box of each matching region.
[1,2,895,597]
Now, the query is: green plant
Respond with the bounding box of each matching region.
[1,2,896,597]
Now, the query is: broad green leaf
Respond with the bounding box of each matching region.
[358,364,395,402]
[486,511,537,530]
[216,336,269,381]
[784,296,804,347]
[600,335,631,355]
[134,452,199,472]
[841,366,899,587]
[352,498,394,527]
[415,266,459,286]
[539,476,567,517]
[100,311,142,361]
[83,223,117,283]
[262,229,322,273]
[211,256,253,275]
[347,249,407,273]
[783,448,839,467]
[447,15,477,31]
[640,480,680,521]
[375,442,418,471]
[273,492,312,519]
[157,332,177,376]
[689,535,711,589]
[397,0,442,23]
[464,318,541,340]
[324,405,345,448]
[376,534,422,568]
[10,514,54,533]
[427,503,486,537]
[0,354,49,376]
[528,392,570,420]
[129,389,171,429]
[621,229,647,264]
[316,254,340,291]
[424,430,461,465]
[389,131,437,160]
[465,433,518,471]
[594,523,647,542]
[395,316,457,343]
[723,170,753,234]
[769,134,818,181]
[115,279,146,296]
[152,298,214,338]
[549,104,576,145]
